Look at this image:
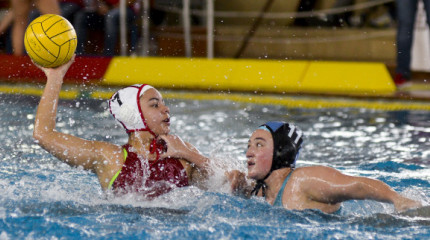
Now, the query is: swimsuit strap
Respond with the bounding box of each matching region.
[273,170,293,207]
[108,147,128,190]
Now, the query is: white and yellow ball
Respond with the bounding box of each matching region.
[24,14,77,68]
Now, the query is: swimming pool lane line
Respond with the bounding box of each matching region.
[0,85,79,99]
[1,84,430,111]
[159,92,430,111]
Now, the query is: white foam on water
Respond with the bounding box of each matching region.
[1,95,430,239]
[0,232,9,240]
[0,207,5,219]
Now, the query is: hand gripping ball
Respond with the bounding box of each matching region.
[24,14,77,68]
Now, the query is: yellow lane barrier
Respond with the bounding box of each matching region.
[1,84,429,111]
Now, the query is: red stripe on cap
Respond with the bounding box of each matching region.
[136,84,161,160]
[136,84,149,130]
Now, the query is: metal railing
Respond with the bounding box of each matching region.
[118,0,394,58]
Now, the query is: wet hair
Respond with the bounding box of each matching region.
[251,121,304,197]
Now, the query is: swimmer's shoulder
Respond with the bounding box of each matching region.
[92,142,125,189]
[92,141,125,165]
[291,166,321,178]
[293,165,341,177]
[93,141,123,154]
[288,166,344,190]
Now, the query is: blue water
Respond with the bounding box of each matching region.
[0,93,429,239]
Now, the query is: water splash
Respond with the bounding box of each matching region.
[0,94,429,239]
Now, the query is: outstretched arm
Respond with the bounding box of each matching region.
[33,56,121,173]
[300,166,422,212]
[159,135,257,194]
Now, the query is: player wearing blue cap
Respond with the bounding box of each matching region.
[226,121,422,213]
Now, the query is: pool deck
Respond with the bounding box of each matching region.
[390,72,430,102]
[395,80,430,101]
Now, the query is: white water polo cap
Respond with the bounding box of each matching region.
[109,84,155,133]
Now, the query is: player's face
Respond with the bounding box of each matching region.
[139,88,170,135]
[246,129,273,180]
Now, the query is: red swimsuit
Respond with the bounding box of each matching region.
[109,144,189,198]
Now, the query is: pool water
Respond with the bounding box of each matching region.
[0,93,429,239]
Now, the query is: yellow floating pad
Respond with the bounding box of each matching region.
[102,57,395,96]
[300,61,396,95]
[103,57,308,93]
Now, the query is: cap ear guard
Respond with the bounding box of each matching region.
[117,101,142,130]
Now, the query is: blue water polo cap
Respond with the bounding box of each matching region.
[251,121,304,197]
[261,121,303,171]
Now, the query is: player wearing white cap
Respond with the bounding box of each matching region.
[33,56,210,198]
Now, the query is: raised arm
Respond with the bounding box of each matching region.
[299,166,422,212]
[32,56,121,173]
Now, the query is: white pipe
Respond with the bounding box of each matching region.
[119,0,127,56]
[142,0,150,56]
[206,0,214,59]
[182,0,192,57]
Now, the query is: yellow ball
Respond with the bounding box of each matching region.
[24,14,77,68]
